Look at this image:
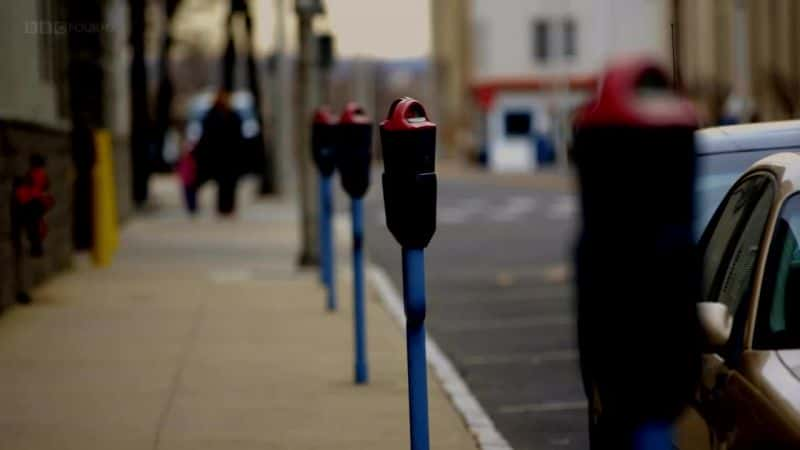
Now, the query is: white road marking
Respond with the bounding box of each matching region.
[462,349,579,366]
[439,198,487,225]
[438,315,573,332]
[546,196,577,220]
[499,400,587,414]
[490,196,538,223]
[369,266,513,450]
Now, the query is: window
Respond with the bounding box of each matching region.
[532,20,550,62]
[757,194,800,349]
[695,149,780,236]
[504,111,531,136]
[563,18,576,58]
[701,174,774,315]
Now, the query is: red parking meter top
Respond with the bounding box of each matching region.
[573,57,698,128]
[380,97,436,131]
[312,106,337,125]
[339,101,372,125]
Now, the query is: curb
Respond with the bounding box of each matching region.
[368,265,513,450]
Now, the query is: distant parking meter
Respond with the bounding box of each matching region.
[312,106,338,177]
[336,102,372,198]
[312,106,337,311]
[380,97,436,450]
[572,58,702,449]
[335,102,373,384]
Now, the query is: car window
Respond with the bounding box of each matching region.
[695,149,781,237]
[756,194,800,349]
[701,175,774,318]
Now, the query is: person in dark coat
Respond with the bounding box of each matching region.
[193,90,246,215]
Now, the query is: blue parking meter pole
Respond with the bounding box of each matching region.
[351,197,368,383]
[319,174,335,310]
[336,102,373,384]
[312,106,338,311]
[380,97,437,450]
[402,247,429,450]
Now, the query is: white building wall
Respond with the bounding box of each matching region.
[472,0,671,81]
[0,1,63,127]
[472,0,671,172]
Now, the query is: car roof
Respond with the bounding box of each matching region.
[696,120,800,155]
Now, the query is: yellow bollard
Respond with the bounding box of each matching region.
[91,129,119,267]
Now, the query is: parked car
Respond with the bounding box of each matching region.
[676,151,800,449]
[695,120,800,236]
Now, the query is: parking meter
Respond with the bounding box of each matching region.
[381,98,437,249]
[335,102,372,384]
[312,106,338,176]
[336,102,372,198]
[572,58,701,449]
[380,97,436,450]
[312,106,337,311]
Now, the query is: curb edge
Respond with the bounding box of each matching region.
[368,264,514,450]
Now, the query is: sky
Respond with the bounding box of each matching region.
[321,0,431,59]
[250,0,432,60]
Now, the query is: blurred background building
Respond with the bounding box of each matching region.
[433,0,671,172]
[431,0,800,172]
[675,0,800,123]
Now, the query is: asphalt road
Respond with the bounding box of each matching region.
[363,173,586,450]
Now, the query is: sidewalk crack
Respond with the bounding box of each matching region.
[152,301,207,450]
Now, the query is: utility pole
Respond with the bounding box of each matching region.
[295,0,324,266]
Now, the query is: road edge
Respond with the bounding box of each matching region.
[368,264,514,450]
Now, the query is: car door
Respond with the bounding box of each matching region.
[693,172,776,449]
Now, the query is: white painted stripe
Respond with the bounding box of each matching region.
[369,265,513,450]
[490,196,538,223]
[438,198,487,225]
[546,196,577,220]
[498,400,586,414]
[462,349,579,367]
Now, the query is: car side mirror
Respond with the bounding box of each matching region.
[696,302,733,351]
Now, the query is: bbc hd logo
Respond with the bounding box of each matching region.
[25,21,112,35]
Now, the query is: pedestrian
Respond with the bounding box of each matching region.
[192,89,246,215]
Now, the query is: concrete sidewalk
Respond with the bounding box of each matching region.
[0,178,479,450]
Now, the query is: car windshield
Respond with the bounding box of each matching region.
[696,150,779,237]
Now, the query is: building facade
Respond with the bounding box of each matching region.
[674,0,800,123]
[0,0,132,310]
[471,0,672,172]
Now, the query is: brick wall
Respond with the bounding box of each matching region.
[0,120,73,310]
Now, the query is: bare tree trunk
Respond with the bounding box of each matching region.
[242,2,276,194]
[152,0,181,173]
[295,11,319,266]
